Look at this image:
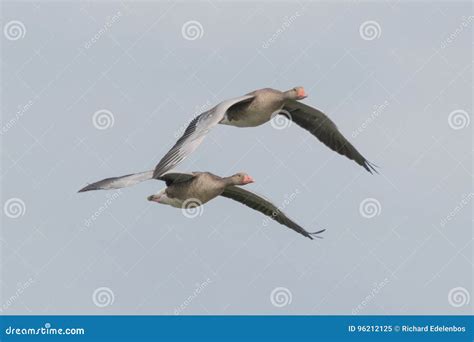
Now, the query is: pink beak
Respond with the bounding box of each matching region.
[243,175,255,184]
[297,88,307,99]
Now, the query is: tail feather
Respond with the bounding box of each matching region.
[78,170,154,192]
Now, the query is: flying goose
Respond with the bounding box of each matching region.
[78,171,325,240]
[152,87,377,179]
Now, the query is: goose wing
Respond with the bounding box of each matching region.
[157,172,196,186]
[78,170,154,192]
[282,100,377,173]
[152,95,255,178]
[220,186,325,240]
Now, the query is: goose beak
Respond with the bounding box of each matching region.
[243,175,255,184]
[297,87,307,99]
[147,195,158,202]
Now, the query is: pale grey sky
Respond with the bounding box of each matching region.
[1,0,472,315]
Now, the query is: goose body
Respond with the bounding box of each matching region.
[79,171,324,240]
[150,172,229,207]
[220,88,286,127]
[152,86,377,178]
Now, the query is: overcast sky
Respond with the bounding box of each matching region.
[1,0,472,315]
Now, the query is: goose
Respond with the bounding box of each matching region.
[78,171,325,240]
[152,86,377,179]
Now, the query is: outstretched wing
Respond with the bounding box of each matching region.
[220,186,325,240]
[77,171,196,192]
[153,95,255,178]
[282,100,377,173]
[78,170,154,192]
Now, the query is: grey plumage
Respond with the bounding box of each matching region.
[152,87,377,177]
[78,171,324,240]
[152,94,255,179]
[283,100,378,173]
[220,185,325,239]
[78,170,154,192]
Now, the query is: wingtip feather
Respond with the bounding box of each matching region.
[77,184,98,193]
[364,160,379,174]
[309,228,326,240]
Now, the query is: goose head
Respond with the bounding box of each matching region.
[284,86,307,100]
[229,172,255,186]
